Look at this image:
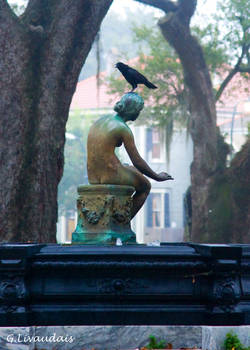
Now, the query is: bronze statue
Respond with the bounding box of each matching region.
[87,92,173,219]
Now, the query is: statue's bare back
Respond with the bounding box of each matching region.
[87,93,173,218]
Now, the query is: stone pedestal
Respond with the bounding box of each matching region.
[72,184,136,244]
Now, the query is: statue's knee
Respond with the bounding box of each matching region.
[135,177,151,195]
[145,179,151,194]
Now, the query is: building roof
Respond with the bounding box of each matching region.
[70,73,116,110]
[70,65,249,119]
[216,73,249,109]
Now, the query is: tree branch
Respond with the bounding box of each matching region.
[134,0,177,13]
[0,0,14,14]
[238,65,250,73]
[177,0,197,25]
[21,0,58,29]
[135,0,196,26]
[215,44,248,101]
[215,67,239,102]
[0,0,27,59]
[0,0,19,28]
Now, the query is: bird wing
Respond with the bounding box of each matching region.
[127,67,149,84]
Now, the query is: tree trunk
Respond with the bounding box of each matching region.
[157,2,220,241]
[0,0,113,242]
[206,139,250,243]
[135,0,250,243]
[229,139,250,243]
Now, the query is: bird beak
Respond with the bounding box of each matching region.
[114,64,117,68]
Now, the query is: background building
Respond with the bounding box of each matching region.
[57,72,249,244]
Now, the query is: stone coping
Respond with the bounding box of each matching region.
[77,184,135,195]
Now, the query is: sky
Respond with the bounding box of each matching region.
[111,0,218,16]
[8,0,219,21]
[111,0,219,27]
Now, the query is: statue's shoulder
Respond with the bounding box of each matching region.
[90,115,111,129]
[118,122,133,138]
[111,115,129,130]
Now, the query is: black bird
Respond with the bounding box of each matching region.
[115,62,157,92]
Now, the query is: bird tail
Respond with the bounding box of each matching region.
[145,80,157,89]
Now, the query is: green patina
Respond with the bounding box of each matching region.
[72,184,136,245]
[206,178,233,243]
[72,228,136,245]
[114,92,144,118]
[72,214,136,245]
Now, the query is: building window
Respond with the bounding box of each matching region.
[146,192,170,228]
[146,128,164,162]
[152,129,161,159]
[152,193,161,227]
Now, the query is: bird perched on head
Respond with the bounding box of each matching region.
[115,62,157,92]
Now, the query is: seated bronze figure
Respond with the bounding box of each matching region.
[87,92,173,219]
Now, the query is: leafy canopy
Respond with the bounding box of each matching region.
[58,112,93,216]
[107,0,249,129]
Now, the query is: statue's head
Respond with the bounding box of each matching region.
[114,93,144,121]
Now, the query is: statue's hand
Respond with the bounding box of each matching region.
[157,172,174,181]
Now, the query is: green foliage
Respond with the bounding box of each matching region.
[214,0,250,97]
[105,0,250,193]
[108,8,241,122]
[196,0,250,88]
[107,23,186,124]
[107,0,249,135]
[80,8,155,80]
[224,332,250,350]
[106,23,189,156]
[147,335,167,349]
[57,111,94,216]
[215,0,250,97]
[215,0,250,58]
[191,24,229,74]
[206,176,233,243]
[107,11,239,155]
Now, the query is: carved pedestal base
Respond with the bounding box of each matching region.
[72,185,136,244]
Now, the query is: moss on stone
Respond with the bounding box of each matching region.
[205,175,233,243]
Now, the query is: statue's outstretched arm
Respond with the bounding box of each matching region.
[123,129,173,181]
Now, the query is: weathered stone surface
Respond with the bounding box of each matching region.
[0,326,202,350]
[72,185,136,244]
[0,327,34,350]
[1,326,250,349]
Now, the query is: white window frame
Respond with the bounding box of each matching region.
[147,128,166,163]
[148,189,170,229]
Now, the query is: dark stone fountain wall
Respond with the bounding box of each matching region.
[0,243,250,326]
